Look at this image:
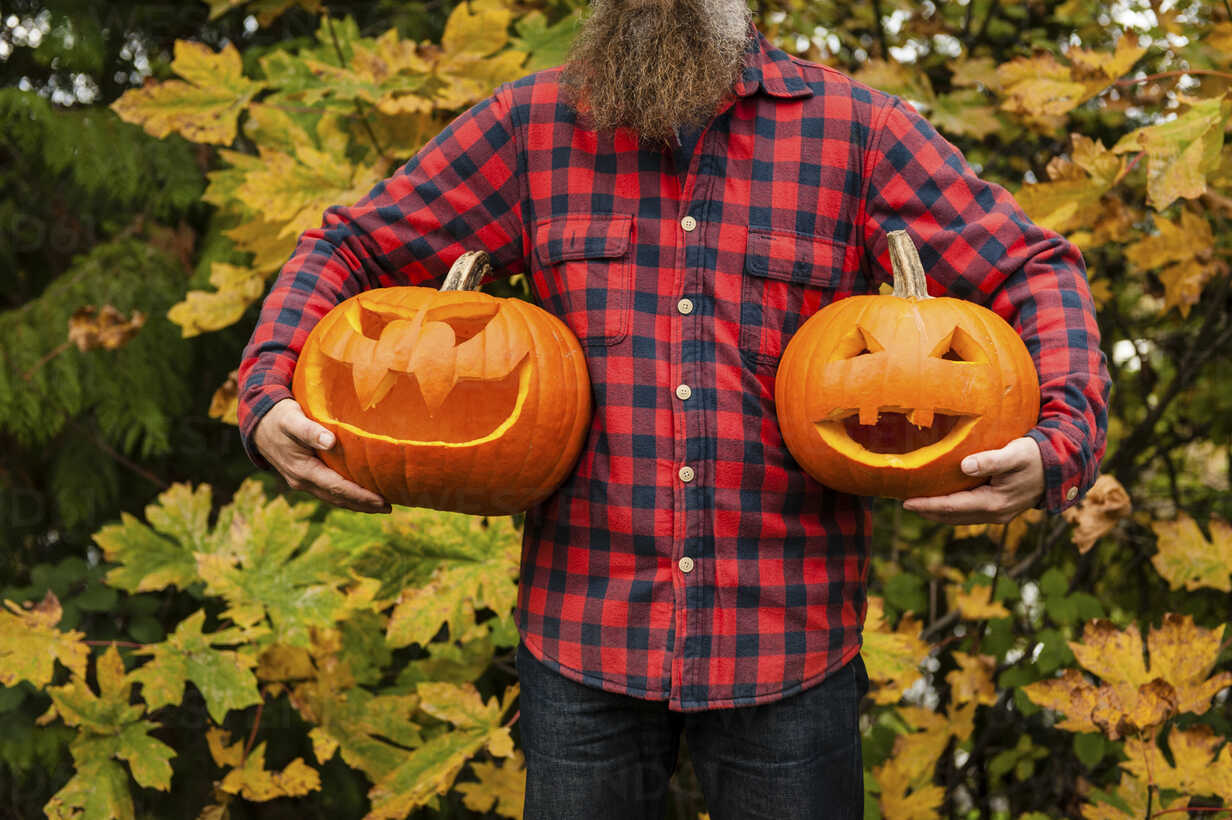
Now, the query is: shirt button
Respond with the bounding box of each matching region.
[675,384,692,401]
[678,556,695,573]
[677,298,694,315]
[681,215,697,232]
[678,466,695,483]
[1066,486,1079,501]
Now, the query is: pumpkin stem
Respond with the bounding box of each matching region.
[441,250,492,291]
[887,231,931,300]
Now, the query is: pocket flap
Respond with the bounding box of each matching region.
[534,214,634,267]
[745,229,844,286]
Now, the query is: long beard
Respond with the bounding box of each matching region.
[561,0,752,144]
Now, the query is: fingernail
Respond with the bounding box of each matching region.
[961,457,977,474]
[317,432,334,448]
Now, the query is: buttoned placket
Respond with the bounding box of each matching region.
[668,115,724,705]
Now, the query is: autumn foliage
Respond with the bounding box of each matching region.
[1,0,1231,818]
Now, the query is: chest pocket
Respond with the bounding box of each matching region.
[741,229,850,370]
[532,214,634,347]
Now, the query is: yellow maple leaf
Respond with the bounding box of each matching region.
[167,262,267,338]
[218,741,321,801]
[1113,95,1230,210]
[1068,37,1146,82]
[209,370,239,426]
[1159,258,1220,317]
[207,727,246,768]
[1122,725,1232,801]
[1025,616,1230,740]
[875,704,969,820]
[953,583,1010,621]
[111,41,263,145]
[441,0,514,58]
[457,751,526,820]
[997,54,1096,119]
[1068,620,1148,687]
[1070,135,1123,187]
[1061,474,1131,553]
[1151,513,1232,592]
[1145,614,1232,715]
[947,652,998,706]
[854,59,935,103]
[0,590,89,687]
[1014,177,1110,235]
[1125,209,1213,271]
[954,508,1043,557]
[861,597,929,705]
[948,56,1001,92]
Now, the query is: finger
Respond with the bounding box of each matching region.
[279,405,336,451]
[960,438,1032,478]
[904,484,1003,516]
[287,457,391,513]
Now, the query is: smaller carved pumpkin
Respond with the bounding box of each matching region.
[775,232,1040,498]
[292,252,592,514]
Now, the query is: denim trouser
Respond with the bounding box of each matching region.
[515,642,869,820]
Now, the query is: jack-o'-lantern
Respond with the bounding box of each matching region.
[292,251,592,514]
[775,231,1040,498]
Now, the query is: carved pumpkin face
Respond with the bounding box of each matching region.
[292,287,592,514]
[775,291,1040,498]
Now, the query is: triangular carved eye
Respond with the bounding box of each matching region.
[832,326,886,360]
[350,303,407,341]
[930,326,986,363]
[424,302,500,344]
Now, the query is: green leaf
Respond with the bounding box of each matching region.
[1073,732,1107,768]
[44,754,134,820]
[131,610,262,723]
[363,682,517,820]
[194,490,347,645]
[513,11,579,72]
[95,483,215,592]
[348,509,519,649]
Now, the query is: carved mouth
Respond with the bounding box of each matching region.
[815,409,979,467]
[318,359,530,446]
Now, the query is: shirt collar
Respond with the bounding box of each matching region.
[734,26,813,100]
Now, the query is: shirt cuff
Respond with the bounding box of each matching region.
[238,386,293,471]
[1026,427,1088,514]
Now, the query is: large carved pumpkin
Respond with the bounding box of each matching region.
[775,232,1040,498]
[292,252,592,514]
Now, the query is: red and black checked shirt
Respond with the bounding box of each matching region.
[239,29,1110,711]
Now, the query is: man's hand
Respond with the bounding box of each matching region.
[252,398,391,514]
[901,437,1043,525]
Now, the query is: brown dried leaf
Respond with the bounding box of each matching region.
[1062,474,1131,552]
[68,305,147,352]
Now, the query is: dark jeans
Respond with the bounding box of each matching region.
[515,642,869,820]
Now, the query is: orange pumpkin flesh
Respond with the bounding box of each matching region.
[292,254,592,514]
[775,232,1040,498]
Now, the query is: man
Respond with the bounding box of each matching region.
[238,0,1110,817]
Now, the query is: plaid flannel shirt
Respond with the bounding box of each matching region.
[238,29,1110,711]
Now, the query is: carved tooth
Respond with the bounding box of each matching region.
[859,405,879,426]
[909,408,935,428]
